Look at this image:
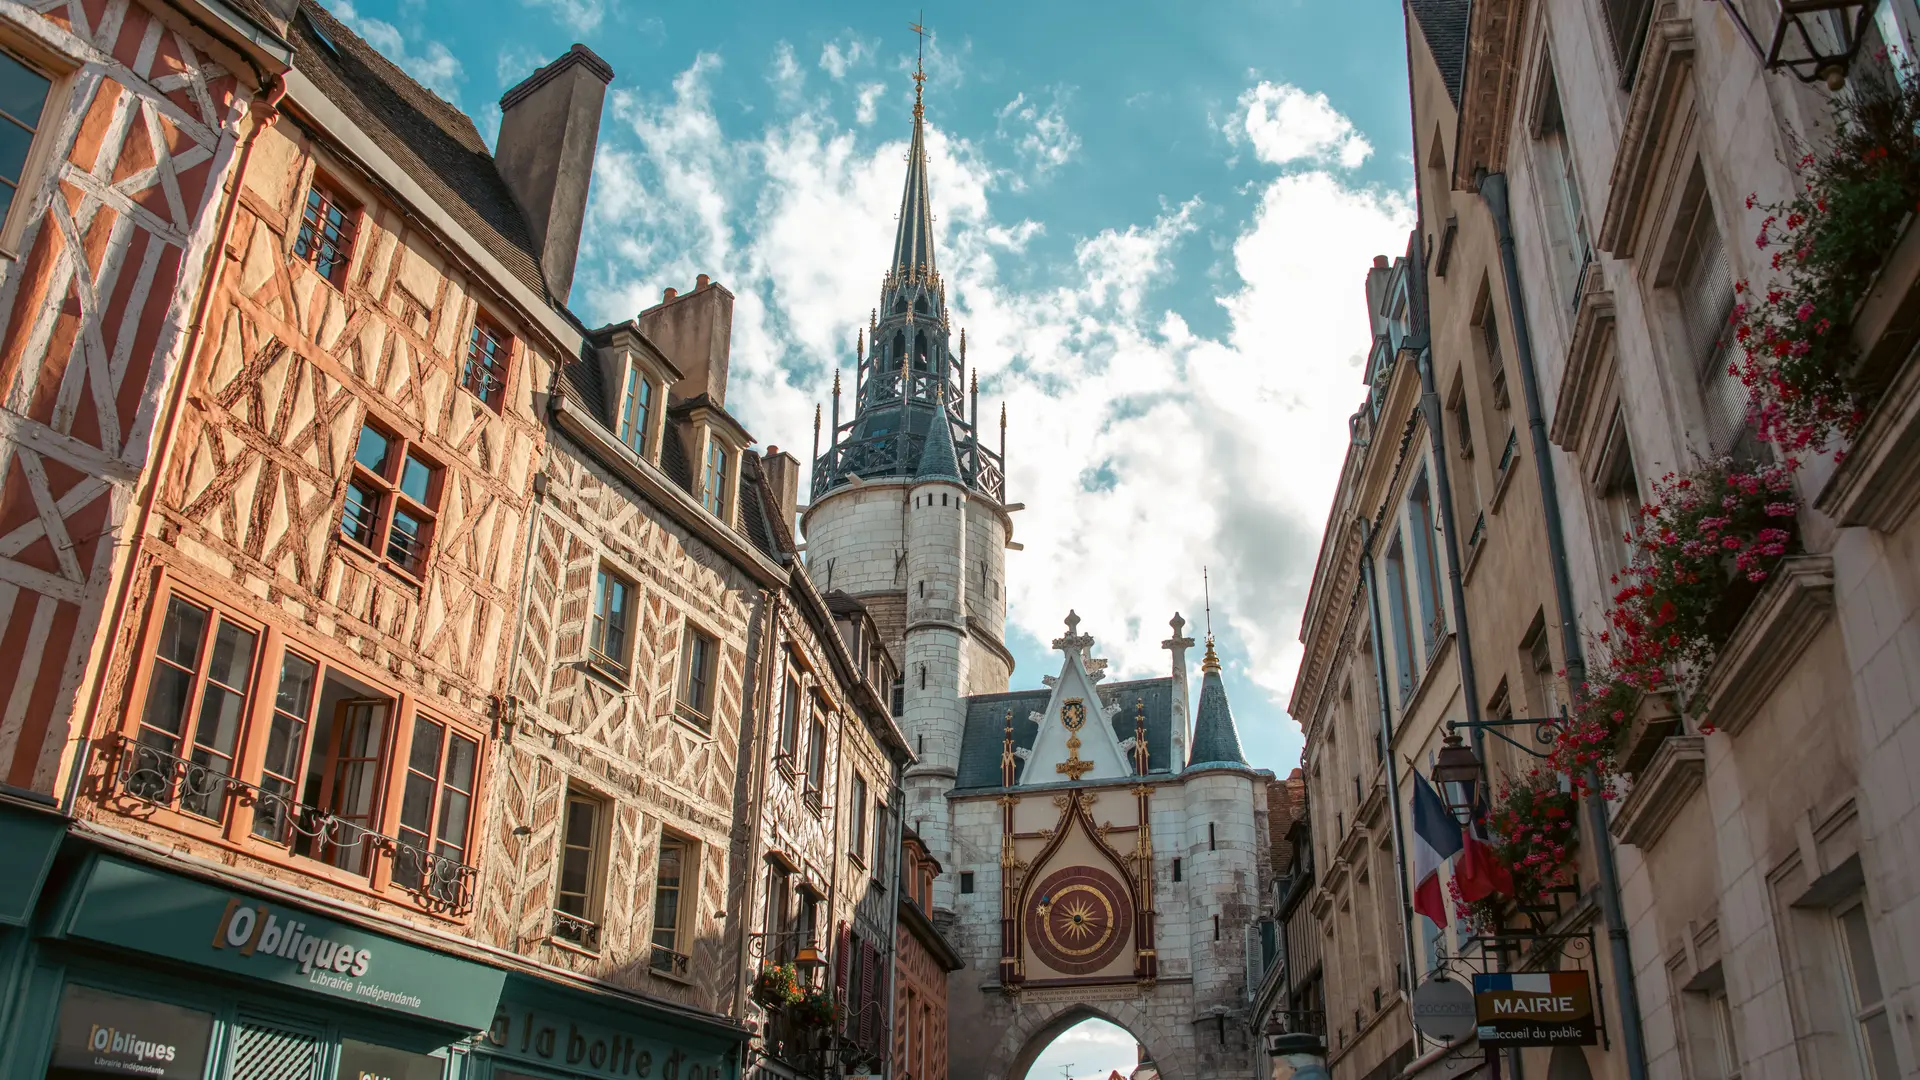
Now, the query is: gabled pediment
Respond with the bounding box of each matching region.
[1021,640,1135,786]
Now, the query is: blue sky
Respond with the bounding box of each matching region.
[328,0,1414,1069]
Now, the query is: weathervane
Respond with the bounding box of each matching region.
[909,12,927,119]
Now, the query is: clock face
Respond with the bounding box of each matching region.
[1024,865,1134,976]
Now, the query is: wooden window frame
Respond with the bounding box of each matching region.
[293,172,361,289]
[848,772,868,868]
[701,430,733,523]
[649,831,697,983]
[804,700,829,812]
[777,668,803,779]
[461,308,512,410]
[618,362,656,459]
[674,619,720,734]
[126,592,265,828]
[555,789,610,933]
[392,712,479,906]
[589,566,635,680]
[0,37,75,258]
[341,417,443,579]
[113,577,485,918]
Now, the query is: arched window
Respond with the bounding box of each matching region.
[914,295,930,315]
[915,332,930,371]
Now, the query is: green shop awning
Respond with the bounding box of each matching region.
[479,971,748,1080]
[0,791,66,927]
[58,855,504,1030]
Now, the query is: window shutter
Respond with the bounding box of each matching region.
[834,922,853,1037]
[232,1022,321,1080]
[859,938,881,1047]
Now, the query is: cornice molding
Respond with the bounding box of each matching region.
[1450,0,1529,190]
[1597,10,1696,257]
[1610,735,1706,848]
[1817,299,1920,529]
[1549,272,1619,453]
[1694,556,1835,736]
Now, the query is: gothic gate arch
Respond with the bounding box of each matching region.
[989,997,1194,1080]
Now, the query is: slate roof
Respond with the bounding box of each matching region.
[291,2,548,299]
[1189,665,1249,767]
[890,88,937,281]
[1409,0,1470,107]
[914,400,963,483]
[952,677,1176,792]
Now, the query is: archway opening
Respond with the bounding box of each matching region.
[1019,1016,1154,1080]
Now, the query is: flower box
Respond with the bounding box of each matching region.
[1616,691,1682,780]
[1610,735,1706,849]
[1692,555,1835,736]
[1816,319,1920,530]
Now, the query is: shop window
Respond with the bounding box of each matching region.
[619,364,654,456]
[650,833,695,979]
[590,568,633,677]
[676,621,718,732]
[462,310,511,409]
[554,792,606,947]
[294,174,359,288]
[393,715,478,905]
[848,772,868,865]
[129,595,259,824]
[44,985,214,1080]
[342,420,441,577]
[0,47,58,253]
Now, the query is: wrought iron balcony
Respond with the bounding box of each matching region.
[552,910,602,952]
[104,737,477,915]
[650,943,692,980]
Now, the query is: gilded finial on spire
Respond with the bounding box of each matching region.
[856,328,864,359]
[1201,567,1221,673]
[960,327,967,362]
[813,403,821,433]
[909,14,927,120]
[970,369,977,393]
[833,367,841,394]
[1202,635,1221,674]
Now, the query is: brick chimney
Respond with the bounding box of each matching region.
[494,44,614,304]
[761,447,800,536]
[638,276,734,406]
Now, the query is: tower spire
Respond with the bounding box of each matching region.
[891,20,937,287]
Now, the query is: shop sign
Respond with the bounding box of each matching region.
[486,1006,732,1080]
[336,1040,445,1080]
[1472,972,1598,1047]
[1411,976,1476,1042]
[49,985,214,1080]
[62,856,505,1030]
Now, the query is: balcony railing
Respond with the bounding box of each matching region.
[650,943,691,980]
[1467,511,1487,553]
[104,737,477,915]
[552,910,602,952]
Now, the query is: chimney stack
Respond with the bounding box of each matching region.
[638,276,735,406]
[761,447,800,536]
[494,44,614,304]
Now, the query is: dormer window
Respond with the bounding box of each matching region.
[702,435,731,520]
[619,364,654,457]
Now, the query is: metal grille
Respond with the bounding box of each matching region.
[232,1022,320,1080]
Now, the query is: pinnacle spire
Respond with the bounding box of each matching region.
[915,389,963,483]
[890,56,937,286]
[1189,636,1248,768]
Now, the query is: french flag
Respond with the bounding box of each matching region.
[1411,771,1463,927]
[1455,792,1515,903]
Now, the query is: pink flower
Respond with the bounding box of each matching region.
[1796,302,1815,321]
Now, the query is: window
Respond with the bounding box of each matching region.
[1668,166,1757,461]
[959,871,974,894]
[342,421,441,576]
[619,365,654,456]
[872,796,888,874]
[1593,411,1644,581]
[0,47,54,244]
[779,671,802,766]
[1535,67,1591,302]
[255,651,317,841]
[849,773,869,864]
[1835,900,1898,1080]
[1173,857,1182,882]
[1475,286,1511,410]
[591,569,633,673]
[1209,822,1217,851]
[1383,531,1419,703]
[1522,614,1559,719]
[294,176,359,288]
[805,706,828,800]
[702,435,730,519]
[1408,475,1448,657]
[676,622,718,731]
[556,792,605,930]
[394,716,478,903]
[1447,378,1481,527]
[131,596,259,823]
[1600,0,1655,84]
[651,833,693,978]
[462,310,511,408]
[1214,914,1222,940]
[765,866,793,962]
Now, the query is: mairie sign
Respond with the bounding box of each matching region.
[1472,971,1598,1047]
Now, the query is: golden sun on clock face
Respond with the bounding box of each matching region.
[1023,866,1134,975]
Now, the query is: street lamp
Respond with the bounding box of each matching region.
[793,941,825,971]
[1430,732,1484,824]
[1766,0,1878,89]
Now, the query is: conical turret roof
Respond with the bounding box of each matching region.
[890,73,937,283]
[1188,637,1249,768]
[915,393,963,483]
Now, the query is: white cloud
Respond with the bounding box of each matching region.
[996,90,1081,187]
[331,1,464,105]
[1235,81,1373,169]
[574,57,1408,767]
[854,82,886,125]
[519,0,609,35]
[769,42,805,101]
[819,36,871,80]
[1028,1019,1139,1079]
